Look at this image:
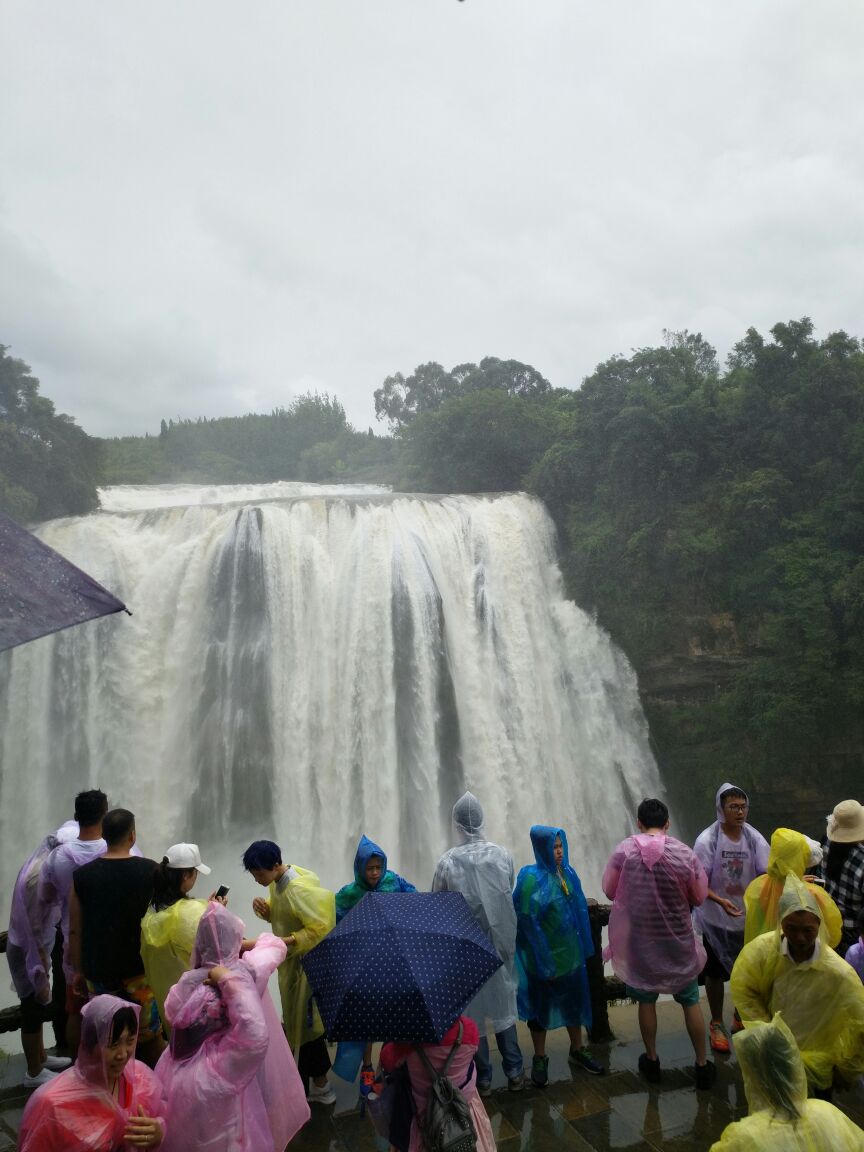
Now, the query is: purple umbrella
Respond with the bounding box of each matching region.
[0,512,128,652]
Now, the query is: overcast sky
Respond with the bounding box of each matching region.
[2,1,863,438]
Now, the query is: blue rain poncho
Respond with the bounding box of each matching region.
[513,826,593,1031]
[335,835,416,923]
[432,792,520,1032]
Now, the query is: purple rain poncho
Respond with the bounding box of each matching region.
[693,782,770,973]
[603,832,708,994]
[7,834,61,1003]
[156,902,308,1152]
[19,995,166,1152]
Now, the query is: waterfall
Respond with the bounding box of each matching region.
[0,483,664,912]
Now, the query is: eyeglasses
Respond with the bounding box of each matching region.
[725,803,748,813]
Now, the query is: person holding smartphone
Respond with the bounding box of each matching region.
[140,843,224,1036]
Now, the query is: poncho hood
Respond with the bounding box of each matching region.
[79,994,141,1090]
[530,825,569,872]
[766,828,810,882]
[734,1012,807,1120]
[715,781,749,821]
[353,834,388,889]
[634,832,667,870]
[453,792,486,844]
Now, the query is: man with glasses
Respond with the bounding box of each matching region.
[694,783,769,1054]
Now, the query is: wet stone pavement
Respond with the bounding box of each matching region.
[1,1000,863,1151]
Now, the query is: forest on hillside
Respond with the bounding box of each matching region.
[3,323,863,803]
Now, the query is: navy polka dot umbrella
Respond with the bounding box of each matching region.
[301,891,502,1042]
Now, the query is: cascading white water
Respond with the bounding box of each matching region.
[0,483,664,916]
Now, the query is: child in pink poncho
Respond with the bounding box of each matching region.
[603,798,715,1089]
[155,902,309,1152]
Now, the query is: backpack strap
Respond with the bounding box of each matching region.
[415,1021,463,1080]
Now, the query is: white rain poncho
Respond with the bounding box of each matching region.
[432,792,519,1032]
[709,1013,864,1152]
[693,782,770,972]
[730,875,864,1090]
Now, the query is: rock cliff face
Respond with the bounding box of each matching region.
[632,613,864,845]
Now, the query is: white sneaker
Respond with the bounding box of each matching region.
[307,1080,336,1105]
[23,1068,56,1088]
[43,1055,72,1071]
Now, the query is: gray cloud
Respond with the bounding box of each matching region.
[1,0,863,437]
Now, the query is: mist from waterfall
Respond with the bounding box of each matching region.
[0,483,664,917]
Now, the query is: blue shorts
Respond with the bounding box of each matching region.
[626,979,700,1008]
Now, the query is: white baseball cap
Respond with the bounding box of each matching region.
[165,843,212,875]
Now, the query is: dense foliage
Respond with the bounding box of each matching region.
[100,395,399,486]
[0,346,100,521]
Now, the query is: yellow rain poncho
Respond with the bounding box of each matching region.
[743,828,842,947]
[709,1013,864,1152]
[731,875,864,1090]
[267,865,335,1053]
[140,897,208,1033]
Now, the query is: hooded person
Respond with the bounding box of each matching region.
[18,994,166,1151]
[7,832,71,1086]
[743,828,842,947]
[602,797,715,1088]
[730,874,864,1093]
[335,835,416,922]
[432,792,525,1093]
[513,825,603,1085]
[708,1013,864,1152]
[333,835,417,1084]
[155,902,309,1152]
[693,782,770,1053]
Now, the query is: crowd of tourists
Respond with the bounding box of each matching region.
[6,784,864,1151]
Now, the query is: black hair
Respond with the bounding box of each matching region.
[152,859,195,911]
[102,808,135,847]
[109,1006,139,1045]
[719,788,748,806]
[637,798,669,828]
[74,789,108,827]
[242,840,282,871]
[825,839,856,884]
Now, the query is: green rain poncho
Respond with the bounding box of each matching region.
[731,874,864,1090]
[709,1013,864,1152]
[268,865,336,1053]
[334,835,416,923]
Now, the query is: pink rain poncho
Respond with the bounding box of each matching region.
[156,902,309,1152]
[603,832,708,993]
[18,995,166,1152]
[693,782,770,972]
[7,834,62,1003]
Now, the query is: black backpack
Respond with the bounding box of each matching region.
[414,1022,478,1152]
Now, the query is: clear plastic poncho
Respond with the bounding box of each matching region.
[7,834,61,1002]
[708,1013,864,1152]
[140,897,208,1034]
[267,864,335,1052]
[335,834,417,922]
[602,832,708,993]
[730,875,864,1090]
[157,902,309,1152]
[743,828,842,947]
[19,995,166,1152]
[693,782,770,971]
[513,826,593,1030]
[432,792,519,1032]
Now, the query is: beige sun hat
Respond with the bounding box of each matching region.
[826,799,864,843]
